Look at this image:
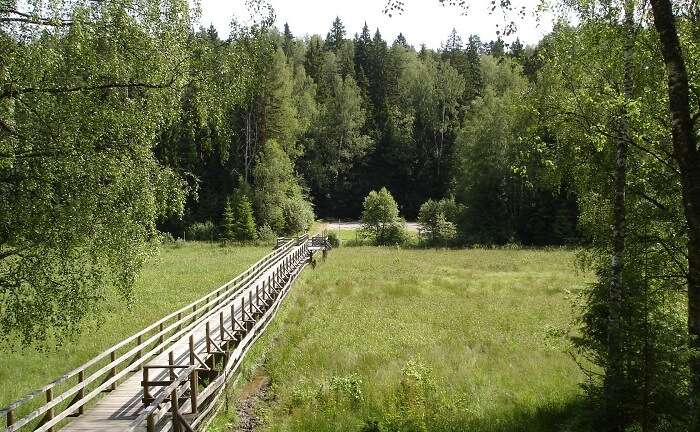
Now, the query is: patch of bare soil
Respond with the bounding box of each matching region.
[232,374,271,432]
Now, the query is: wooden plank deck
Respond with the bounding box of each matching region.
[59,241,310,432]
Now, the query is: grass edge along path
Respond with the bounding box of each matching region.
[209,246,593,432]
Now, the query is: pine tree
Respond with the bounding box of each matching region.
[444,28,463,52]
[304,35,325,85]
[354,22,372,77]
[233,195,257,241]
[283,23,294,57]
[509,38,524,60]
[326,17,346,52]
[465,35,483,101]
[221,199,236,242]
[394,33,408,48]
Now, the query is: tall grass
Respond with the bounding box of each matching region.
[213,247,594,432]
[0,242,269,408]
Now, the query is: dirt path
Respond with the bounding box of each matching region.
[327,221,419,232]
[232,374,271,432]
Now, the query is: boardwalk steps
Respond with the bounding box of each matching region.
[1,234,330,432]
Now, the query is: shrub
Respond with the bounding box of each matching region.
[185,221,215,241]
[417,198,460,247]
[361,187,406,246]
[257,224,277,243]
[376,222,407,246]
[326,231,340,248]
[282,196,315,235]
[159,231,176,244]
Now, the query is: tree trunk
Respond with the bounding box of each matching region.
[606,4,634,429]
[648,0,700,421]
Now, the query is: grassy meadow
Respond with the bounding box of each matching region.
[0,242,270,409]
[210,245,594,432]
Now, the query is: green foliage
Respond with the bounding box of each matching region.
[186,221,215,241]
[257,224,277,243]
[326,231,341,248]
[221,199,236,242]
[0,0,191,344]
[233,194,258,242]
[531,14,694,428]
[361,188,406,245]
[417,198,459,246]
[253,140,314,235]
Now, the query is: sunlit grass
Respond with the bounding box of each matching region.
[213,247,593,432]
[0,242,269,408]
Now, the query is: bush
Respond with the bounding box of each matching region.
[376,222,407,246]
[361,187,406,246]
[185,221,215,241]
[417,198,459,247]
[327,231,340,248]
[282,196,314,235]
[159,231,176,244]
[257,224,277,243]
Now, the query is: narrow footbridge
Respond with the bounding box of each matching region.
[1,234,330,432]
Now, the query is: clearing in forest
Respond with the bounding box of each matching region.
[210,247,592,432]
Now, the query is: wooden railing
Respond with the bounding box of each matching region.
[0,235,308,432]
[135,240,312,432]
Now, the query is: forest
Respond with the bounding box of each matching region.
[2,0,700,430]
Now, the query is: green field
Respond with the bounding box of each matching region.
[0,243,270,409]
[210,246,593,432]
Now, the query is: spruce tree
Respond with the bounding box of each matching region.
[326,17,346,52]
[282,23,294,57]
[233,195,257,241]
[221,199,236,242]
[393,33,408,48]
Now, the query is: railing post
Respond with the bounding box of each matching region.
[137,335,143,370]
[143,367,151,404]
[158,323,164,354]
[205,322,211,353]
[189,335,198,414]
[231,304,236,333]
[77,370,85,415]
[46,388,54,432]
[7,409,15,428]
[177,312,182,331]
[169,351,181,432]
[109,351,117,390]
[219,312,225,341]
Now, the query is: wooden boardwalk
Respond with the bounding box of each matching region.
[1,234,330,432]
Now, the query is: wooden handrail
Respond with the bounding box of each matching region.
[1,238,299,431]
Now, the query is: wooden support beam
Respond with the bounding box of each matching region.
[142,368,152,405]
